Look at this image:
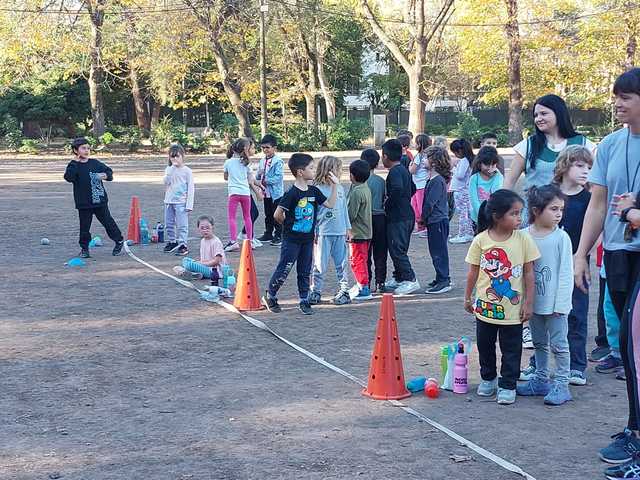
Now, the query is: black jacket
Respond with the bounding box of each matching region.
[64,158,113,209]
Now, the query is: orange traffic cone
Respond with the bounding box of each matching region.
[362,293,411,400]
[127,196,142,244]
[233,239,263,311]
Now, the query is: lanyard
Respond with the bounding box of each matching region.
[626,128,640,193]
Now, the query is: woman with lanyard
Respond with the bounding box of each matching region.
[504,94,596,225]
[575,68,640,479]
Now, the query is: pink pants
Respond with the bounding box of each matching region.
[411,188,426,230]
[228,194,253,241]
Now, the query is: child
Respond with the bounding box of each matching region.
[64,137,124,258]
[464,189,539,405]
[176,215,226,284]
[554,145,594,385]
[223,138,260,252]
[479,132,503,174]
[163,143,195,256]
[450,138,475,243]
[239,155,263,248]
[262,153,338,315]
[381,139,421,296]
[469,146,504,232]
[418,146,452,294]
[362,149,388,293]
[409,134,431,237]
[433,136,449,149]
[309,156,352,306]
[516,185,573,405]
[398,134,414,170]
[256,134,284,246]
[347,160,373,300]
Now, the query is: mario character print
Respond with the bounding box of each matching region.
[292,197,315,233]
[480,248,522,306]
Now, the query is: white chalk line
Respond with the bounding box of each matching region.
[123,242,536,480]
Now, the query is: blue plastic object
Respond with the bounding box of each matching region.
[66,257,86,267]
[406,376,427,393]
[139,218,150,245]
[89,236,103,247]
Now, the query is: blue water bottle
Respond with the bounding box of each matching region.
[156,222,165,243]
[140,218,150,244]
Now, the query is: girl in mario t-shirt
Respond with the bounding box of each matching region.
[464,189,540,405]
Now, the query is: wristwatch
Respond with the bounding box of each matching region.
[621,207,633,223]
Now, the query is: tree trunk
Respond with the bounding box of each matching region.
[505,0,524,145]
[303,90,317,125]
[317,53,336,122]
[625,32,637,71]
[129,66,149,133]
[407,71,425,134]
[88,1,106,137]
[150,102,161,129]
[209,36,253,138]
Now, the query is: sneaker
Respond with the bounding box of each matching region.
[605,454,640,479]
[596,354,624,374]
[172,266,203,280]
[519,364,536,381]
[174,244,188,256]
[251,238,262,249]
[112,240,124,256]
[426,282,452,294]
[516,377,551,396]
[590,345,612,362]
[544,382,572,405]
[496,387,516,405]
[299,301,313,315]
[224,241,240,252]
[522,326,534,349]
[308,291,322,305]
[385,278,400,290]
[261,293,281,313]
[600,429,640,464]
[237,232,247,241]
[270,237,282,247]
[374,283,385,294]
[477,378,498,397]
[418,230,429,238]
[333,291,351,305]
[394,279,421,296]
[449,235,473,244]
[616,367,627,381]
[569,370,587,386]
[353,285,373,301]
[348,284,361,300]
[257,233,273,242]
[80,248,91,258]
[164,242,179,253]
[427,279,438,288]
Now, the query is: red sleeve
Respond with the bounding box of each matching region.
[596,243,603,267]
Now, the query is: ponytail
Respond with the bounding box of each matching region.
[226,138,252,165]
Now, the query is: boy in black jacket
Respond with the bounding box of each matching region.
[64,137,124,258]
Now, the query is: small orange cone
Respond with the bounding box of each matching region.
[127,196,142,244]
[362,293,411,400]
[233,239,263,311]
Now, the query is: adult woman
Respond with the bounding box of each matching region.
[504,94,596,197]
[574,68,640,479]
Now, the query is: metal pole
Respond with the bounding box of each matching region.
[259,0,268,137]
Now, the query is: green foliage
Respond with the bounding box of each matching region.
[113,126,143,152]
[18,139,41,154]
[99,132,115,146]
[151,116,185,150]
[451,111,481,143]
[215,114,240,142]
[325,117,370,150]
[0,114,23,150]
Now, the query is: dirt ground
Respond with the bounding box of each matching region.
[0,153,628,480]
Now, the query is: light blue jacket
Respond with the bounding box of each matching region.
[257,154,284,200]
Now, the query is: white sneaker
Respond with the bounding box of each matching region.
[449,235,472,244]
[172,266,203,280]
[522,326,534,349]
[224,241,240,252]
[385,278,400,290]
[251,238,263,248]
[238,232,247,241]
[348,284,361,300]
[394,280,421,296]
[477,378,498,397]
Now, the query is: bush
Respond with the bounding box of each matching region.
[18,138,41,154]
[325,117,369,150]
[0,114,22,150]
[151,116,186,150]
[99,132,115,146]
[185,133,212,153]
[451,111,481,144]
[117,126,143,152]
[286,124,324,151]
[214,114,239,142]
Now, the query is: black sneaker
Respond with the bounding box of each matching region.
[261,293,281,313]
[80,248,91,258]
[174,244,189,256]
[164,242,178,253]
[257,233,273,242]
[374,282,385,293]
[299,301,313,315]
[427,279,438,288]
[112,240,124,256]
[270,237,282,247]
[600,429,640,464]
[589,345,611,362]
[604,453,640,478]
[426,282,452,294]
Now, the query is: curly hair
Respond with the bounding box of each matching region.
[425,146,452,183]
[314,155,342,185]
[553,145,594,184]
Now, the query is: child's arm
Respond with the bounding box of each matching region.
[274,205,285,224]
[163,165,174,185]
[64,161,78,182]
[464,265,480,314]
[520,261,535,322]
[98,161,113,181]
[265,158,283,187]
[408,155,419,174]
[186,169,195,212]
[469,175,480,221]
[454,159,469,182]
[322,172,339,208]
[200,254,223,268]
[555,233,575,314]
[346,188,360,225]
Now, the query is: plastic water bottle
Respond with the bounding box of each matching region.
[140,218,150,244]
[156,223,165,243]
[151,224,158,243]
[453,344,468,394]
[440,345,449,384]
[227,274,236,294]
[425,378,440,398]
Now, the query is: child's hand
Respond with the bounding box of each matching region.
[417,218,425,227]
[346,229,353,242]
[186,208,192,213]
[326,172,339,185]
[255,189,264,201]
[520,302,533,323]
[464,298,474,314]
[98,172,107,180]
[612,193,636,215]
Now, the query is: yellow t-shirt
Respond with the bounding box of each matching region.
[465,230,540,325]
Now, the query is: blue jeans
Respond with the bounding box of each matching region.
[267,238,313,301]
[530,313,570,385]
[311,235,349,294]
[426,219,450,284]
[568,287,589,373]
[604,284,621,357]
[165,203,189,244]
